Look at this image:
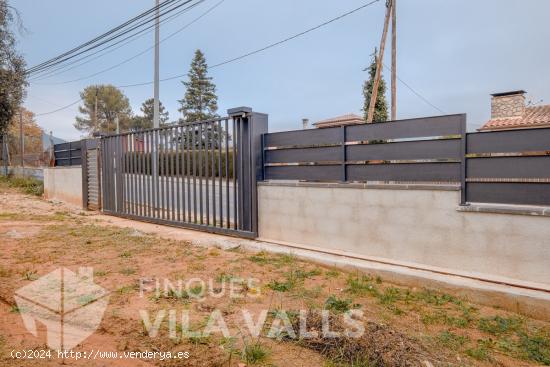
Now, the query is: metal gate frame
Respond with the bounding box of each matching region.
[99,107,267,238]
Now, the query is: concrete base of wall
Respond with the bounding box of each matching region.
[43,166,83,207]
[87,211,550,321]
[251,238,550,321]
[258,182,550,289]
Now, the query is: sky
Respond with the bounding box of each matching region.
[12,0,550,141]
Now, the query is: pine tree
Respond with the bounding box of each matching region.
[130,98,169,130]
[362,49,389,122]
[179,49,218,123]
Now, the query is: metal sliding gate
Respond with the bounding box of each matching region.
[100,108,267,238]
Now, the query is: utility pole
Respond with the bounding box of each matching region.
[152,0,160,210]
[19,108,24,169]
[115,115,120,134]
[391,0,397,121]
[367,0,392,123]
[153,0,160,129]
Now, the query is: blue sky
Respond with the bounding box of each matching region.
[13,0,550,140]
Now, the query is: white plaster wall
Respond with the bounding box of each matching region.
[258,184,550,287]
[43,167,83,207]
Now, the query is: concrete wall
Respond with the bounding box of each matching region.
[258,182,550,288]
[43,166,83,207]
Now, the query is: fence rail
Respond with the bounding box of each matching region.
[262,114,550,207]
[464,128,550,206]
[54,140,82,166]
[263,114,466,183]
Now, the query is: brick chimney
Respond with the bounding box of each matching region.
[490,90,526,119]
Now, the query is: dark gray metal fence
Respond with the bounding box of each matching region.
[464,128,550,206]
[100,108,267,238]
[54,140,82,166]
[263,114,466,183]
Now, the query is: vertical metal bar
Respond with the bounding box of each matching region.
[186,124,191,223]
[232,118,238,230]
[460,114,468,205]
[118,135,124,213]
[103,139,107,210]
[142,132,147,217]
[211,121,217,226]
[176,126,181,222]
[158,130,162,219]
[205,122,210,226]
[218,119,223,227]
[170,127,175,221]
[225,119,230,228]
[132,134,137,215]
[148,131,153,218]
[119,136,124,214]
[127,134,132,215]
[109,138,113,211]
[155,130,160,219]
[100,139,105,210]
[198,123,204,224]
[144,132,149,217]
[138,133,144,217]
[163,129,169,220]
[341,125,347,182]
[238,118,244,230]
[192,125,197,223]
[135,134,140,216]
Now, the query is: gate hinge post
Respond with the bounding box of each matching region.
[226,107,268,236]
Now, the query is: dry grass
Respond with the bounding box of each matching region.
[0,186,549,366]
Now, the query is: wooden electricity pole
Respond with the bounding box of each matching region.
[367,0,392,123]
[391,0,397,121]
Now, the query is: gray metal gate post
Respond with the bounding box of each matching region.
[228,107,268,235]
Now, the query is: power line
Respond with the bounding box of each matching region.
[29,0,195,75]
[382,62,445,114]
[35,98,82,116]
[34,0,224,86]
[33,0,444,118]
[118,0,383,88]
[26,0,181,74]
[33,0,383,115]
[27,0,199,75]
[30,0,207,81]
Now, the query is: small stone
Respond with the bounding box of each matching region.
[6,230,23,239]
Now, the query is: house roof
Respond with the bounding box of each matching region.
[313,113,364,128]
[479,105,550,131]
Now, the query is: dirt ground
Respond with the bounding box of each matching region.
[1,183,549,367]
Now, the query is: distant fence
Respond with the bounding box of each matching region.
[262,114,550,207]
[263,114,466,183]
[465,128,550,206]
[54,140,82,166]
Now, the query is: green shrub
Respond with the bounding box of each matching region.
[0,174,43,196]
